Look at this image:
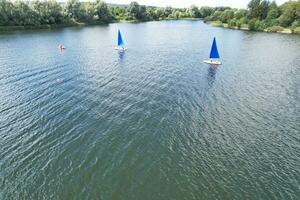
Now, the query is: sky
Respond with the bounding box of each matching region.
[106,0,289,8]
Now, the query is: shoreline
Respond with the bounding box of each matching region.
[0,21,108,32]
[0,18,200,32]
[1,19,300,35]
[206,21,300,35]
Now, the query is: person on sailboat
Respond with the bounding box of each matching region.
[58,44,66,50]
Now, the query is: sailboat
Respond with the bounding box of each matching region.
[115,30,127,51]
[203,37,221,65]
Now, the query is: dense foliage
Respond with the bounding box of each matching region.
[0,0,300,32]
[205,0,300,32]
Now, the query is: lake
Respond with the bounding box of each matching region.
[0,20,299,200]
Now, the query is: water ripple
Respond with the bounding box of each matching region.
[1,21,300,200]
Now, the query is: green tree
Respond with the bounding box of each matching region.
[48,0,64,24]
[189,5,200,18]
[138,5,148,20]
[127,2,148,21]
[234,9,247,19]
[248,18,265,30]
[267,6,280,20]
[163,6,173,18]
[248,0,261,18]
[228,18,237,28]
[236,19,242,29]
[95,0,110,22]
[220,9,234,23]
[111,6,127,20]
[128,1,139,19]
[173,10,180,19]
[65,0,84,22]
[259,0,271,19]
[265,2,280,26]
[278,12,294,27]
[155,8,164,19]
[33,0,64,25]
[199,6,213,18]
[0,0,299,31]
[248,19,258,30]
[210,11,222,21]
[83,2,95,22]
[296,1,300,21]
[248,0,270,20]
[278,1,296,27]
[0,0,15,25]
[13,1,39,25]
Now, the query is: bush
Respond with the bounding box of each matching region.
[278,12,294,27]
[248,19,257,30]
[236,19,242,29]
[256,20,266,31]
[239,17,247,24]
[293,27,300,34]
[210,21,223,27]
[265,19,279,27]
[265,26,284,32]
[228,19,237,28]
[292,21,300,27]
[204,15,214,22]
[249,19,265,31]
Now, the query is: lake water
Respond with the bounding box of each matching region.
[0,20,299,199]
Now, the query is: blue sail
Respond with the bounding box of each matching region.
[118,30,124,47]
[209,37,220,59]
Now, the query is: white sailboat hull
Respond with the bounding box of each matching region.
[115,46,127,51]
[203,60,222,65]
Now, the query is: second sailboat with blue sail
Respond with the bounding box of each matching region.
[204,37,221,65]
[115,30,127,51]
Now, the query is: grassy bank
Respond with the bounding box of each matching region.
[207,20,300,35]
[0,24,78,32]
[0,21,112,32]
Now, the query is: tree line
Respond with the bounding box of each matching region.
[204,0,300,32]
[0,0,299,32]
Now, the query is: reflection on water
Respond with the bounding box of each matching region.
[118,51,125,60]
[207,65,218,88]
